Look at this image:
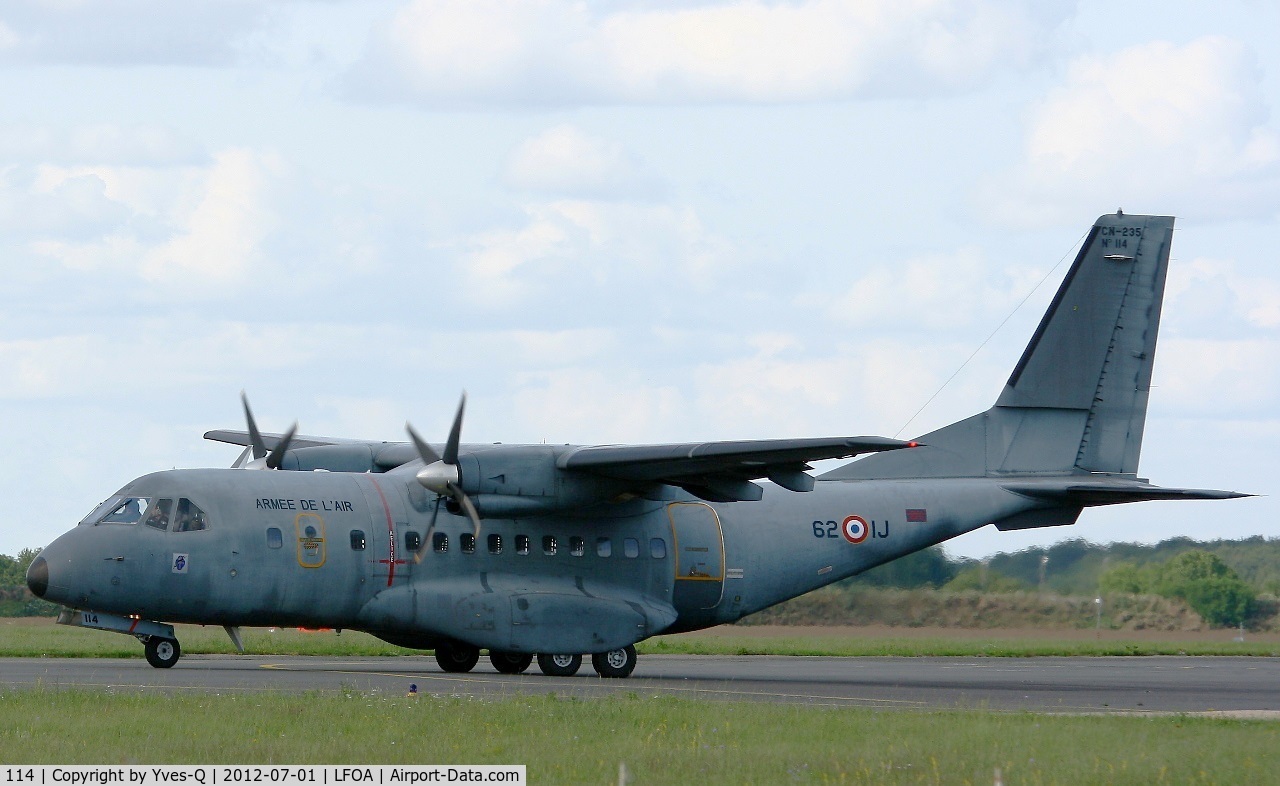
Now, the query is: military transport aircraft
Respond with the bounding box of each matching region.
[28,212,1248,677]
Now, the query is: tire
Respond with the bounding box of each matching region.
[536,653,582,677]
[489,651,533,675]
[144,637,181,669]
[434,642,480,673]
[591,645,637,678]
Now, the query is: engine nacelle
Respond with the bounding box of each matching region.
[451,446,634,517]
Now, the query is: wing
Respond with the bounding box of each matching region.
[203,429,353,452]
[560,436,915,502]
[204,430,420,471]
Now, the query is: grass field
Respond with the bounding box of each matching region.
[1,689,1277,784]
[4,617,1279,659]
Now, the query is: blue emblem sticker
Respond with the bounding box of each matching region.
[171,553,189,574]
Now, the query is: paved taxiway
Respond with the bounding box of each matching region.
[5,655,1279,714]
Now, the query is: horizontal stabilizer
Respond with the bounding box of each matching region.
[1003,480,1252,507]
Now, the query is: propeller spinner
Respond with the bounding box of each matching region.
[407,394,482,548]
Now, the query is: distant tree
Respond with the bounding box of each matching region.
[942,566,1030,593]
[1098,562,1151,595]
[843,546,957,589]
[1100,550,1256,627]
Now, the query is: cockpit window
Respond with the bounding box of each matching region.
[173,498,208,532]
[88,496,152,526]
[143,499,174,530]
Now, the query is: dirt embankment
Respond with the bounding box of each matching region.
[739,587,1278,632]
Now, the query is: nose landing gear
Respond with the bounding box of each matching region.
[56,608,184,668]
[144,637,182,668]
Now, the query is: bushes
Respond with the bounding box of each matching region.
[1100,551,1256,627]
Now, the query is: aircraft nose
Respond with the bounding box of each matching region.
[26,556,48,598]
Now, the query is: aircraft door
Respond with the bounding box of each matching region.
[667,502,725,615]
[357,476,413,587]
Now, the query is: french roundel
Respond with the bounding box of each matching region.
[841,515,869,544]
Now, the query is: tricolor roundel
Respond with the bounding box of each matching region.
[841,515,869,544]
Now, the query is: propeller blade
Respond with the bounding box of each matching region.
[265,422,298,470]
[443,393,466,465]
[450,483,482,539]
[414,497,442,565]
[241,392,267,460]
[405,423,442,465]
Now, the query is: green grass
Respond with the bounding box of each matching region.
[0,689,1275,784]
[3,619,1278,658]
[638,634,1280,658]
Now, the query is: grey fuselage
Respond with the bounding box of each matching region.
[34,463,1027,651]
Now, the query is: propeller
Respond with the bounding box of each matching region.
[407,393,481,553]
[239,392,297,470]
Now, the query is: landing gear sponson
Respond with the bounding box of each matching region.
[436,641,638,678]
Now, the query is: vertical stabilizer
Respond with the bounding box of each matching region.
[824,212,1175,481]
[995,213,1173,474]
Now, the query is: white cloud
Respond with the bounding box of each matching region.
[27,149,283,285]
[1156,337,1280,418]
[818,246,1046,331]
[0,1,270,66]
[458,198,731,305]
[0,124,201,166]
[0,165,130,239]
[504,125,661,199]
[140,149,282,283]
[513,369,687,443]
[349,0,1070,107]
[984,36,1280,224]
[1165,256,1280,332]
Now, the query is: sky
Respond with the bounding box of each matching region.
[1,0,1277,559]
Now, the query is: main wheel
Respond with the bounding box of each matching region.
[591,645,637,678]
[144,637,181,669]
[434,642,480,673]
[489,651,533,674]
[536,653,582,677]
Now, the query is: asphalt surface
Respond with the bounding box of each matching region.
[5,655,1280,714]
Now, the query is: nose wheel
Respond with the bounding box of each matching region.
[144,637,181,669]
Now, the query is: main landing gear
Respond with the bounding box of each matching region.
[435,644,639,678]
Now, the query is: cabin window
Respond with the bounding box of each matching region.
[569,536,585,557]
[596,537,611,557]
[623,538,639,558]
[404,531,421,552]
[542,535,558,556]
[488,534,503,554]
[516,535,530,555]
[350,530,366,550]
[650,538,667,559]
[267,527,283,549]
[433,532,448,553]
[461,533,476,554]
[90,496,151,526]
[143,499,173,531]
[172,499,208,532]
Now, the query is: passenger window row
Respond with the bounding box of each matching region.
[330,529,667,559]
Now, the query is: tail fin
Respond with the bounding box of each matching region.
[825,212,1175,481]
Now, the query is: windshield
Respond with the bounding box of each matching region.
[84,496,153,525]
